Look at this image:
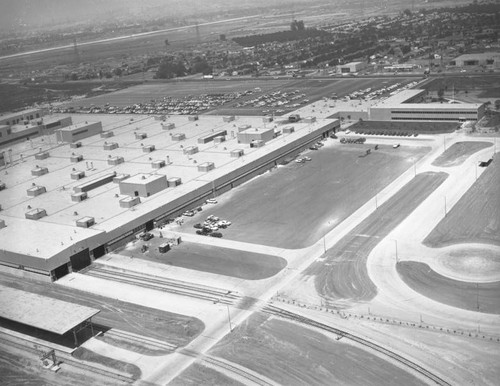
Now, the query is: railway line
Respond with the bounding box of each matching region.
[83,264,240,305]
[98,328,178,353]
[180,348,276,386]
[0,333,134,384]
[263,305,451,386]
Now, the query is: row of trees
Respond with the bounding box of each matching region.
[155,55,212,79]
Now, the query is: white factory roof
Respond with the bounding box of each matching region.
[0,113,336,258]
[0,217,104,260]
[122,173,166,185]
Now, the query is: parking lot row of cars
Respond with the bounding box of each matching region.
[53,91,256,115]
[235,89,308,111]
[194,214,231,237]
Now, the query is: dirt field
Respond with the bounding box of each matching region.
[209,312,425,386]
[424,158,500,247]
[396,261,500,314]
[0,340,126,386]
[432,141,492,167]
[304,172,448,306]
[0,273,204,347]
[171,363,242,386]
[181,143,431,248]
[118,241,286,280]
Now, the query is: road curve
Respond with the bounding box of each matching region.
[306,172,448,306]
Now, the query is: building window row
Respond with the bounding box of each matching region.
[391,117,470,121]
[391,110,477,115]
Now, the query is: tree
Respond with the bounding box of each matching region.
[495,99,500,110]
[164,39,169,46]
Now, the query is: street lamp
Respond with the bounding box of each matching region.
[226,304,232,332]
[394,239,398,262]
[444,196,447,217]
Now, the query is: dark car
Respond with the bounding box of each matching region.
[309,145,318,150]
[193,223,203,229]
[210,232,223,238]
[140,232,154,241]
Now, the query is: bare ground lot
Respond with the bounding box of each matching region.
[0,340,126,386]
[117,241,287,280]
[209,312,425,386]
[424,158,500,247]
[0,273,203,347]
[303,172,448,306]
[432,141,492,167]
[181,143,430,248]
[171,363,243,386]
[396,261,500,314]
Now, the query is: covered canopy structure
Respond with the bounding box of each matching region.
[0,286,100,346]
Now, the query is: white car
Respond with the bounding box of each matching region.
[303,156,312,161]
[206,198,217,204]
[393,143,400,148]
[295,158,305,163]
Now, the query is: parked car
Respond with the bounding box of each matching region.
[210,232,223,238]
[295,158,305,163]
[303,156,312,161]
[309,145,318,150]
[193,223,203,229]
[393,143,400,148]
[206,198,217,204]
[139,232,154,241]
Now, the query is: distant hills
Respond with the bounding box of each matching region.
[0,0,325,31]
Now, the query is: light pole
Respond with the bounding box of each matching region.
[413,158,416,177]
[444,196,447,217]
[226,304,232,332]
[393,239,398,262]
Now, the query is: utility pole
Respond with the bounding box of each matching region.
[226,304,232,332]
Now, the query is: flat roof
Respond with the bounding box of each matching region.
[388,102,483,110]
[0,113,336,261]
[376,89,426,106]
[122,173,166,185]
[0,108,43,121]
[57,121,99,132]
[0,286,100,335]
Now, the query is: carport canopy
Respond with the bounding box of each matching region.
[0,286,100,335]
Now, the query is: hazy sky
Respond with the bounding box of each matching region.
[0,0,313,31]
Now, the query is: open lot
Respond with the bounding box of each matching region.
[0,273,203,347]
[61,76,416,117]
[397,261,500,314]
[303,171,448,305]
[424,158,500,247]
[181,143,430,248]
[0,340,126,386]
[209,312,425,386]
[171,363,241,386]
[117,241,287,280]
[432,141,492,167]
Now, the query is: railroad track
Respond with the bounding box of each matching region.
[180,348,275,386]
[0,334,134,384]
[84,265,240,305]
[100,328,178,352]
[263,305,451,386]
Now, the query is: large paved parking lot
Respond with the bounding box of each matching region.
[180,141,430,248]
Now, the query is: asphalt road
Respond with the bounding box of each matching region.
[397,261,500,314]
[305,172,448,306]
